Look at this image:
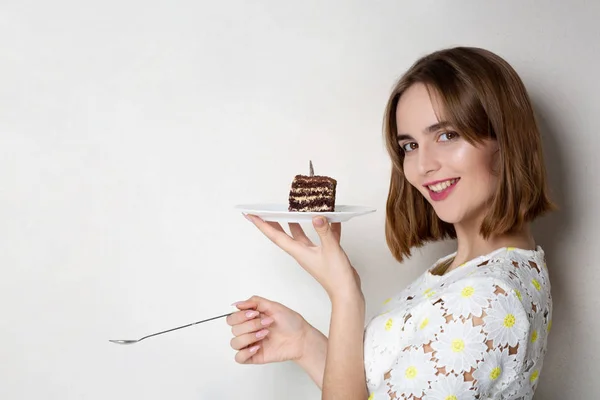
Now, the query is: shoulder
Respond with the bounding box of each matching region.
[434,246,552,324]
[467,247,551,305]
[446,247,549,292]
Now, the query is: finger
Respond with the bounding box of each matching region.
[266,221,285,233]
[312,216,337,248]
[231,315,274,337]
[331,222,342,242]
[245,214,284,232]
[288,223,313,246]
[246,214,301,256]
[225,308,261,326]
[231,295,277,312]
[234,344,262,364]
[230,329,270,351]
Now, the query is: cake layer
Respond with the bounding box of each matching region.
[289,203,334,212]
[290,187,334,194]
[288,174,337,212]
[289,198,335,208]
[289,194,334,201]
[289,197,335,211]
[290,176,336,188]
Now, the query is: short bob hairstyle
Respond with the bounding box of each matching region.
[383,47,556,263]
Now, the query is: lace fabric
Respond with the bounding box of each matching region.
[364,247,552,400]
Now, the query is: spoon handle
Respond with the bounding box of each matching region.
[139,312,234,342]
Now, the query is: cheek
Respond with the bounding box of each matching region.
[461,151,498,193]
[402,158,419,188]
[449,143,495,176]
[446,143,499,195]
[448,143,475,167]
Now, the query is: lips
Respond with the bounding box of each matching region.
[424,178,460,201]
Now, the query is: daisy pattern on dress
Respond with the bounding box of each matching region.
[441,278,495,318]
[414,275,441,301]
[527,365,543,393]
[527,312,545,361]
[364,311,407,390]
[431,320,487,373]
[504,247,534,265]
[406,277,427,297]
[364,247,551,399]
[389,347,437,398]
[406,301,446,342]
[423,373,475,400]
[483,293,529,347]
[505,376,534,399]
[472,348,517,395]
[519,262,546,306]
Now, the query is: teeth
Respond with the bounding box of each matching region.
[428,179,457,193]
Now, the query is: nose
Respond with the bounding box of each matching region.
[417,144,441,176]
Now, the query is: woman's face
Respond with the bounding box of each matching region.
[395,83,499,226]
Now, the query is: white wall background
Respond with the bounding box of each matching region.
[1,1,598,398]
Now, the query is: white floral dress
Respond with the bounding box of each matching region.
[363,247,552,400]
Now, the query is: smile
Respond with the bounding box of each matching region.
[423,178,460,201]
[425,178,460,193]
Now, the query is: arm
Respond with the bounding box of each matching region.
[293,290,367,396]
[243,215,368,398]
[295,325,328,389]
[322,290,368,400]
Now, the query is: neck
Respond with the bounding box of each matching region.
[447,218,536,272]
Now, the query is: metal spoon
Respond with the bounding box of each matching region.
[109,312,234,345]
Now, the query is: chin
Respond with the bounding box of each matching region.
[435,214,461,224]
[430,207,462,225]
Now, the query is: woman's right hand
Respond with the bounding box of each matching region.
[226,295,313,365]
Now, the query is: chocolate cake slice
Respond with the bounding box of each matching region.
[288,161,337,212]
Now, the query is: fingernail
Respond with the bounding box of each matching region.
[256,329,269,338]
[231,301,243,306]
[314,217,325,226]
[245,310,259,318]
[261,317,274,326]
[244,213,254,222]
[249,345,260,353]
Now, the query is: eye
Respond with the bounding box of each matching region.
[438,131,459,142]
[400,142,418,153]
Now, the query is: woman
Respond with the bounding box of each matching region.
[227,47,555,399]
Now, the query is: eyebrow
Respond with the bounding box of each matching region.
[396,121,452,141]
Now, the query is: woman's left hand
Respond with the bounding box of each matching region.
[244,214,362,302]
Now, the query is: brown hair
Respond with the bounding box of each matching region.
[383,47,556,262]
